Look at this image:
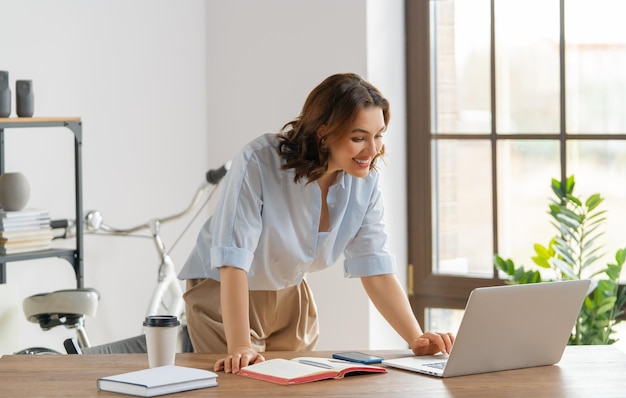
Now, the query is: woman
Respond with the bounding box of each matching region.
[179,73,455,373]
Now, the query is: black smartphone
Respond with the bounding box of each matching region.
[331,351,384,364]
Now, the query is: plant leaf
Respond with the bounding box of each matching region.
[552,243,576,265]
[565,175,575,193]
[605,264,621,281]
[615,248,626,265]
[493,255,513,275]
[551,178,564,198]
[587,210,607,222]
[581,255,600,270]
[531,244,552,268]
[532,255,551,269]
[585,193,604,211]
[549,258,577,279]
[595,299,617,316]
[555,212,581,228]
[566,194,582,207]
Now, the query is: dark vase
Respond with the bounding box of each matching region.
[16,79,34,117]
[0,71,10,117]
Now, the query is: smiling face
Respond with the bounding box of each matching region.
[323,106,386,179]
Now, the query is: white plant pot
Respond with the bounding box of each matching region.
[0,172,31,211]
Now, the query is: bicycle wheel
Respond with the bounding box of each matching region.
[15,347,63,355]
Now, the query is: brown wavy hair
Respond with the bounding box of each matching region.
[277,73,390,184]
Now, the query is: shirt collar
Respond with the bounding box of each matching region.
[336,171,346,189]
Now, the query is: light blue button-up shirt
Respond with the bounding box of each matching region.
[178,133,396,290]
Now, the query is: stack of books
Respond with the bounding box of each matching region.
[0,208,53,255]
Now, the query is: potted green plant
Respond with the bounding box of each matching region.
[494,176,626,345]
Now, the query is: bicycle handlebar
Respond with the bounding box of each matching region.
[206,161,231,185]
[52,163,229,239]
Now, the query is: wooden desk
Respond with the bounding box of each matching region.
[0,346,624,397]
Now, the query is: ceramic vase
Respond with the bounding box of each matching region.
[0,172,31,211]
[0,71,10,118]
[16,80,34,118]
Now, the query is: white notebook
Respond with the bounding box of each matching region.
[97,365,218,397]
[383,280,590,377]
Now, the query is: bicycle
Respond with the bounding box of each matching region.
[17,163,230,355]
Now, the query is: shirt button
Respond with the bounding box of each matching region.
[329,203,335,209]
[308,248,313,255]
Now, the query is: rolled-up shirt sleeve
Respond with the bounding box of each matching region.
[208,150,264,273]
[343,177,397,277]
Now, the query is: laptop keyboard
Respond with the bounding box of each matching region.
[424,362,447,370]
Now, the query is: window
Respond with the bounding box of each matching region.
[406,0,626,329]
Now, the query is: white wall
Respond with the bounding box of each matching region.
[0,0,407,354]
[366,0,408,350]
[2,0,210,353]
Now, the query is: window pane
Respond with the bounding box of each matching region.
[495,0,560,133]
[430,0,491,134]
[565,0,626,134]
[568,140,626,282]
[426,308,463,334]
[496,140,560,267]
[432,140,493,276]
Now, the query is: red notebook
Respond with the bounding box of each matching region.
[238,357,387,386]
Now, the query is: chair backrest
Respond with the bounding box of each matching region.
[64,334,147,355]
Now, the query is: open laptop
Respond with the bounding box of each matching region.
[383,279,591,377]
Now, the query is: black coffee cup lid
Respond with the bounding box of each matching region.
[143,315,180,327]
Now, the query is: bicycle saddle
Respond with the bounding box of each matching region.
[22,288,100,330]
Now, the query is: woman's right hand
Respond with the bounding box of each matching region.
[216,266,262,373]
[411,331,455,356]
[213,346,265,373]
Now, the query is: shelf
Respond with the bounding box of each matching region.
[0,117,84,288]
[0,248,76,262]
[0,117,81,124]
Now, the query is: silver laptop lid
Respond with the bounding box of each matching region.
[442,279,590,377]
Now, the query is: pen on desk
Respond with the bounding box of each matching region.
[298,359,334,369]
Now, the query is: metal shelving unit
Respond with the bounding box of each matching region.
[0,117,84,288]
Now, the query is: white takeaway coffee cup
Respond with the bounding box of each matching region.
[143,315,180,368]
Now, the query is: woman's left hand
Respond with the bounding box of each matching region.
[411,331,455,356]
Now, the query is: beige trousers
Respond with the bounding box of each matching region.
[184,278,319,353]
